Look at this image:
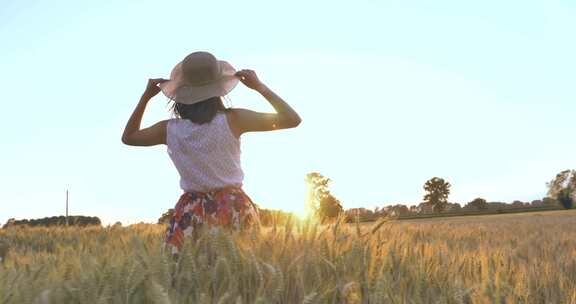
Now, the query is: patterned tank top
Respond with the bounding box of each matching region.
[166,112,244,192]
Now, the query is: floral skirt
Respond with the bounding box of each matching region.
[165,187,259,254]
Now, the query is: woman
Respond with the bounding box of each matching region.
[122,51,301,254]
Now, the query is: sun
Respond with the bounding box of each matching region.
[291,208,308,220]
[289,205,315,221]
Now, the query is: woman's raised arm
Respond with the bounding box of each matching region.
[121,78,169,146]
[231,70,301,135]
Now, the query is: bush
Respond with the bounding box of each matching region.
[557,189,574,209]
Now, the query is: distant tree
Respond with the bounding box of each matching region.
[511,200,525,208]
[374,207,389,217]
[385,204,410,217]
[547,169,576,209]
[542,197,559,206]
[423,177,451,212]
[487,202,508,211]
[306,172,343,222]
[416,202,434,214]
[530,200,544,207]
[318,195,344,221]
[344,208,376,222]
[157,209,175,224]
[557,188,574,209]
[3,216,100,228]
[466,198,488,210]
[446,202,461,212]
[2,218,15,229]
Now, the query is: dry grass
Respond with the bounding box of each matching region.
[1,210,575,303]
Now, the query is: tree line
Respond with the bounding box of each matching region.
[304,169,575,223]
[2,216,102,229]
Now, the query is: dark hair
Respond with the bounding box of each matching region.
[171,96,227,124]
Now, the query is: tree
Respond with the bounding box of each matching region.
[344,208,376,222]
[547,169,576,209]
[557,188,574,209]
[306,172,343,222]
[157,209,174,224]
[318,195,344,221]
[530,200,544,206]
[423,177,451,212]
[466,198,488,210]
[384,204,410,217]
[512,200,526,208]
[2,218,15,229]
[542,197,559,206]
[446,202,461,212]
[416,202,434,214]
[2,216,101,228]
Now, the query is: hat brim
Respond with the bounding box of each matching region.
[159,60,239,105]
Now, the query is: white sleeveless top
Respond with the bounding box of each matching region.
[166,113,244,192]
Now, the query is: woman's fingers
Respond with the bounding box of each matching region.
[236,70,255,77]
[235,70,264,91]
[235,71,246,78]
[142,78,168,98]
[149,78,169,85]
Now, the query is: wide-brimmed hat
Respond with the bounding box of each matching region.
[159,52,239,104]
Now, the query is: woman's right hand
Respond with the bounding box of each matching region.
[236,69,267,92]
[143,78,169,99]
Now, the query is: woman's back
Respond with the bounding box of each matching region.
[166,112,244,192]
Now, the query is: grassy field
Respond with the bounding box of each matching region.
[1,210,575,303]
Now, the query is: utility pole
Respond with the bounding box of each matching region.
[66,190,69,226]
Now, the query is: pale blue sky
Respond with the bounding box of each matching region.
[1,0,574,225]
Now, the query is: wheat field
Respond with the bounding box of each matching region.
[1,210,575,304]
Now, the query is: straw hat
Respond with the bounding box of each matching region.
[160,52,239,104]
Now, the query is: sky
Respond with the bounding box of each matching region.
[1,0,575,225]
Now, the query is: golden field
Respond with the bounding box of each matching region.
[1,210,575,304]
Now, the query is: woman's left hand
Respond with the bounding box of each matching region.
[143,78,169,98]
